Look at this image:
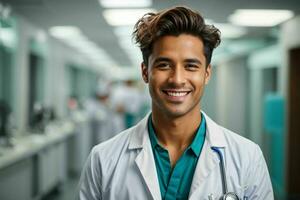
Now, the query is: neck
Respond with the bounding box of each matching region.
[151,108,201,150]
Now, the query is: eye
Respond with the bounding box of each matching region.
[185,63,199,71]
[156,62,171,69]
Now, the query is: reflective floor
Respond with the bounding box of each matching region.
[42,176,80,200]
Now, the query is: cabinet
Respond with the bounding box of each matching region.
[0,158,33,200]
[37,141,67,196]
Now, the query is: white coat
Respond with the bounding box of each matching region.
[78,112,274,200]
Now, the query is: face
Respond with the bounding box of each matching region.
[141,34,211,118]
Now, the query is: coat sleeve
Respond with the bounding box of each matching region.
[245,144,274,200]
[77,147,102,200]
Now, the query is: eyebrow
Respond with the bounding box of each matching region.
[153,57,203,65]
[153,57,172,64]
[184,58,203,65]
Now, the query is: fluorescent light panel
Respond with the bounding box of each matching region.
[49,26,82,39]
[103,8,155,26]
[49,26,116,67]
[99,0,152,8]
[0,29,15,47]
[214,23,247,38]
[229,9,294,27]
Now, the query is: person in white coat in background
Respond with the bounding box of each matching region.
[110,79,143,130]
[84,80,116,145]
[78,6,274,200]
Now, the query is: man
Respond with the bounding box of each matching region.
[78,6,274,200]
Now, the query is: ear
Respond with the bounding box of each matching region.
[141,62,149,83]
[205,64,212,85]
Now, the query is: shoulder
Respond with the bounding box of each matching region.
[86,112,149,173]
[89,114,148,169]
[204,112,259,154]
[78,123,144,199]
[210,122,273,196]
[204,113,262,167]
[91,126,134,162]
[221,126,259,152]
[217,125,265,177]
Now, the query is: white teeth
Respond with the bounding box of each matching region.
[167,92,188,97]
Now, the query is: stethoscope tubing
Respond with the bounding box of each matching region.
[211,147,240,200]
[211,147,228,194]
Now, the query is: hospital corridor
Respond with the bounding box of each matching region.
[0,0,300,199]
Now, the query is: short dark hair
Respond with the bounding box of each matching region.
[133,6,221,66]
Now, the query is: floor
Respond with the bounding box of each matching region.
[42,175,80,200]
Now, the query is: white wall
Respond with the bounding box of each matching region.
[201,65,217,120]
[215,56,249,136]
[14,15,36,133]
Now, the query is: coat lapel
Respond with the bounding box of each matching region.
[188,140,219,198]
[135,146,161,200]
[189,112,227,198]
[129,115,161,200]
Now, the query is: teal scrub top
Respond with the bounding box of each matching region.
[148,114,206,200]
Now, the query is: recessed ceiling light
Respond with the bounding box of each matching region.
[214,23,247,38]
[229,9,294,27]
[49,26,116,67]
[99,0,152,8]
[49,26,82,39]
[0,29,15,47]
[103,8,155,26]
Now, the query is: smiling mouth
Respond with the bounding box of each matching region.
[162,90,191,97]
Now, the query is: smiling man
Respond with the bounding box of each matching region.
[78,6,273,200]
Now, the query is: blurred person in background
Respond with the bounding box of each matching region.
[67,95,79,114]
[78,6,273,200]
[84,80,116,144]
[110,78,143,130]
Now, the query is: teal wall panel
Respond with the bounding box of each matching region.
[264,93,285,198]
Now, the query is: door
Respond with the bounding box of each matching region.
[27,53,44,129]
[287,47,300,198]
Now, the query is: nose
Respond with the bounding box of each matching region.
[168,65,186,86]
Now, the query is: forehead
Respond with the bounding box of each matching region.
[150,34,205,62]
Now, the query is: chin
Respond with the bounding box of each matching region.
[163,107,191,118]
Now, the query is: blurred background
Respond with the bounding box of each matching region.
[0,0,299,199]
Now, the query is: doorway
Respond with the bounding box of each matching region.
[27,53,44,129]
[287,47,300,199]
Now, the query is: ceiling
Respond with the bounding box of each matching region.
[2,0,300,68]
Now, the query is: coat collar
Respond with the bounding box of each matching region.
[128,111,227,150]
[128,113,149,150]
[202,111,227,148]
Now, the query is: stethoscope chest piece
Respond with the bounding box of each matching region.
[222,192,240,200]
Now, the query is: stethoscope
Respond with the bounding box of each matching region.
[210,147,240,200]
